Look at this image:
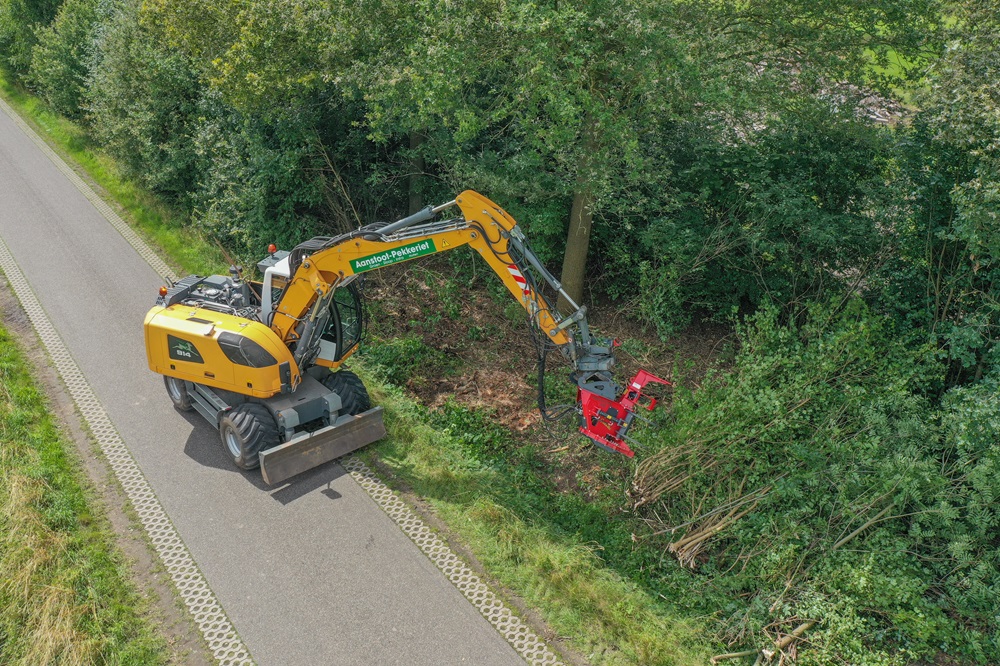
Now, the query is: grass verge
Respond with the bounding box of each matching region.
[354,368,715,665]
[0,76,716,663]
[0,325,167,665]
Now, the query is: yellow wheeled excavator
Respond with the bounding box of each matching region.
[144,190,669,484]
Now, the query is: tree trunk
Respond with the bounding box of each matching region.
[558,121,598,313]
[557,184,593,313]
[408,131,425,215]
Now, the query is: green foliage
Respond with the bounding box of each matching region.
[637,106,901,335]
[187,96,328,251]
[920,1,1000,254]
[83,1,346,254]
[871,3,1000,388]
[874,117,1000,388]
[0,0,62,80]
[28,0,99,118]
[360,335,456,388]
[86,0,201,204]
[418,266,466,320]
[6,0,1000,662]
[938,377,1000,622]
[634,299,998,662]
[431,401,513,462]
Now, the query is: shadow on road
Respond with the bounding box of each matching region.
[179,410,231,470]
[266,463,347,505]
[180,409,348,505]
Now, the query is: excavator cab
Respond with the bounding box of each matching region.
[256,246,365,369]
[317,282,365,365]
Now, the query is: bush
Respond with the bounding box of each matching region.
[188,97,327,253]
[634,109,897,337]
[0,0,62,80]
[28,0,99,118]
[938,378,1000,624]
[633,299,997,663]
[86,0,201,204]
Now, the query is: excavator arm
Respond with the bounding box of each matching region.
[268,190,669,456]
[269,191,568,350]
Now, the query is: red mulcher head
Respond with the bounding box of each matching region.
[578,370,672,457]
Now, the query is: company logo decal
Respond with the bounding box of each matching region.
[350,239,437,273]
[168,335,204,363]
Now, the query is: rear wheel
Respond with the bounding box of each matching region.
[164,376,192,411]
[322,370,371,415]
[218,403,279,470]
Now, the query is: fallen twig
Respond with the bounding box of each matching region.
[710,648,758,663]
[710,620,817,664]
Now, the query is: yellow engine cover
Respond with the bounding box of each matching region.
[144,305,299,398]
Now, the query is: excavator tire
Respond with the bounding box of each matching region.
[219,403,279,470]
[164,376,193,411]
[322,370,371,416]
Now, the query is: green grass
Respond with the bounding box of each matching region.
[0,74,222,277]
[0,75,717,664]
[361,335,459,388]
[0,326,167,665]
[354,369,716,665]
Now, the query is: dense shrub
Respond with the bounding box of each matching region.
[0,0,62,80]
[187,97,327,252]
[636,108,898,337]
[86,0,200,203]
[633,300,998,663]
[28,0,100,118]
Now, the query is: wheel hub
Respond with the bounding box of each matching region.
[225,428,241,458]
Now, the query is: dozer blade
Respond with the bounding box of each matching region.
[259,407,386,485]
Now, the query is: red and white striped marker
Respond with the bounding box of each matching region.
[507,264,531,297]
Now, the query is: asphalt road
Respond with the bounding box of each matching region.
[0,106,524,665]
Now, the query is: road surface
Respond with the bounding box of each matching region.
[0,102,528,666]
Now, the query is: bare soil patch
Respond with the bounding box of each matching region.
[363,259,730,498]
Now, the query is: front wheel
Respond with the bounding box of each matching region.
[322,370,372,416]
[164,376,192,411]
[218,403,279,470]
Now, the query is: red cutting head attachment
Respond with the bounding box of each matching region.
[578,369,672,457]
